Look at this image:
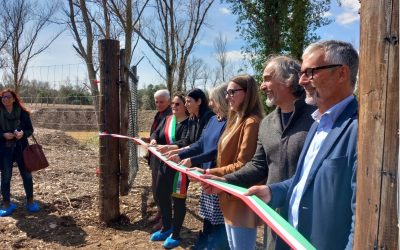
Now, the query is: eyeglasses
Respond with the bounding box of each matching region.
[171,102,180,107]
[225,88,244,97]
[1,95,12,100]
[298,64,342,79]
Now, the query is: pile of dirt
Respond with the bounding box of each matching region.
[29,105,156,132]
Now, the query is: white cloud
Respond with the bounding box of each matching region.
[223,50,251,61]
[219,7,230,15]
[340,0,360,12]
[335,0,360,25]
[323,11,333,18]
[337,12,359,25]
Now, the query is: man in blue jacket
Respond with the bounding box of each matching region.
[246,40,359,250]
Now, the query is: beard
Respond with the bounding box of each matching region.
[265,95,275,107]
[305,90,318,106]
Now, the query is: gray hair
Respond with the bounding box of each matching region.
[209,83,229,119]
[154,89,170,100]
[264,55,303,97]
[303,40,359,88]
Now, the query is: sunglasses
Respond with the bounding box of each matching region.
[171,102,181,107]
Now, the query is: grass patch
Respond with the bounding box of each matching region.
[66,131,150,150]
[66,131,99,149]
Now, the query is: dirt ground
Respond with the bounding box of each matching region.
[1,107,265,249]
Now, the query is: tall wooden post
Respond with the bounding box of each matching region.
[355,0,399,249]
[119,49,130,196]
[99,39,120,223]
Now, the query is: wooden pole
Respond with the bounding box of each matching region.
[355,0,399,249]
[98,39,121,223]
[119,49,130,196]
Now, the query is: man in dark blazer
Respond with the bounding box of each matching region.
[203,55,315,249]
[246,40,359,250]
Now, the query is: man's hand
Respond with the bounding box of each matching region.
[149,139,157,146]
[244,185,272,203]
[164,148,180,158]
[3,132,15,140]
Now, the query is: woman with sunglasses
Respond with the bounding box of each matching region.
[0,88,39,217]
[201,74,264,250]
[149,92,190,249]
[168,83,230,249]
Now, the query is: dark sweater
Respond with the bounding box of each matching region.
[178,115,226,169]
[181,108,214,146]
[224,98,315,187]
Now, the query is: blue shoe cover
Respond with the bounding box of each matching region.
[163,236,180,249]
[0,203,17,217]
[150,227,173,241]
[26,202,40,213]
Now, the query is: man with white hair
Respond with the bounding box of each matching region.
[246,40,359,250]
[146,89,171,230]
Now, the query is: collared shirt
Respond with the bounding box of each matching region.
[288,95,354,228]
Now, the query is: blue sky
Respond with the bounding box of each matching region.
[24,0,360,90]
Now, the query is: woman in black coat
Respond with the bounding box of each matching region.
[0,88,39,217]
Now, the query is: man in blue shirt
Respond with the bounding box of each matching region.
[246,40,359,250]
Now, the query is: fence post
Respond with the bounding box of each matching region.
[98,39,121,223]
[354,0,399,248]
[119,49,130,195]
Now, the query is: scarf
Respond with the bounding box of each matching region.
[164,115,188,198]
[0,104,21,132]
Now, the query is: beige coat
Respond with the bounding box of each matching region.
[209,114,262,228]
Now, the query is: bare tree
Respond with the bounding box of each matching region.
[184,56,206,91]
[214,32,228,82]
[107,0,150,65]
[1,0,62,93]
[134,0,215,92]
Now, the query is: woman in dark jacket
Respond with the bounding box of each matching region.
[0,88,39,217]
[169,84,230,250]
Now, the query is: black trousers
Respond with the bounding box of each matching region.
[156,164,189,239]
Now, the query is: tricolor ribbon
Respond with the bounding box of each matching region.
[99,132,315,250]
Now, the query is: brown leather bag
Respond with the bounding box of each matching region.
[23,134,49,172]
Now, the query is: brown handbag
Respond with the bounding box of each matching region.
[23,134,49,172]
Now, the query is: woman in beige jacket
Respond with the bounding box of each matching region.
[201,74,263,250]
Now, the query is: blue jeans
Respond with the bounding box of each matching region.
[1,146,33,203]
[225,224,257,250]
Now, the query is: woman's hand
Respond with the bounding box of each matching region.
[168,154,181,163]
[200,181,224,195]
[3,132,15,140]
[186,167,204,182]
[157,144,171,154]
[164,148,180,158]
[178,158,192,168]
[14,130,23,140]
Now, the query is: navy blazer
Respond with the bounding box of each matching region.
[269,98,358,250]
